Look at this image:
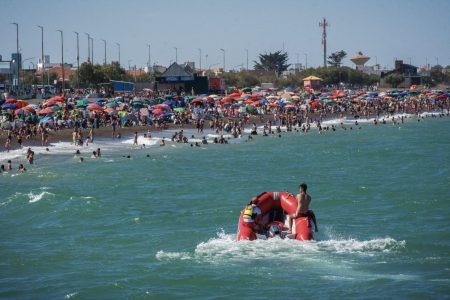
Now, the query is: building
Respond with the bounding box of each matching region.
[155,62,208,94]
[380,60,422,88]
[303,75,323,89]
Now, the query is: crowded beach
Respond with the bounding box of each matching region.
[1,85,449,172]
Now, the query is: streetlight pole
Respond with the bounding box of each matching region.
[11,22,19,93]
[174,47,178,63]
[84,33,90,62]
[197,48,202,70]
[90,37,94,64]
[147,44,151,72]
[102,39,106,65]
[115,42,120,66]
[245,49,248,70]
[57,30,65,93]
[128,60,132,70]
[37,25,45,91]
[220,48,225,72]
[73,31,80,89]
[304,53,308,69]
[205,54,208,69]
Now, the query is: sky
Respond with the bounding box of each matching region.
[0,0,449,71]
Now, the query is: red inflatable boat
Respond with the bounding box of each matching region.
[237,192,314,241]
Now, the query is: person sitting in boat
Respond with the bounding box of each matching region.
[242,200,263,233]
[289,183,318,233]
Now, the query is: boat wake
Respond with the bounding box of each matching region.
[156,228,406,263]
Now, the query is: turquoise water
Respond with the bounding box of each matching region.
[1,116,449,299]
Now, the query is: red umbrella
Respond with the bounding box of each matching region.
[87,103,103,110]
[23,106,36,114]
[152,109,164,115]
[15,109,26,115]
[152,104,170,110]
[38,108,55,115]
[5,98,16,104]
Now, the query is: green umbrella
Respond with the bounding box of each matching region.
[242,87,252,93]
[105,102,118,108]
[246,104,255,112]
[132,102,145,108]
[173,107,185,113]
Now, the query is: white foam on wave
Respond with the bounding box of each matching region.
[156,229,406,263]
[28,190,54,203]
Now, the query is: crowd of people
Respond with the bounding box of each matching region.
[1,85,448,171]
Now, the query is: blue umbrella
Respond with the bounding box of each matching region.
[2,103,17,110]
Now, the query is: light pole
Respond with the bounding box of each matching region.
[304,53,308,69]
[205,54,208,69]
[37,25,45,90]
[23,57,35,88]
[57,30,65,93]
[115,42,120,66]
[220,48,225,72]
[90,37,94,64]
[84,33,90,63]
[435,57,439,66]
[102,39,106,65]
[197,48,202,70]
[73,31,80,89]
[11,22,19,93]
[147,44,151,72]
[29,61,36,84]
[128,60,132,70]
[296,53,300,70]
[245,49,248,70]
[173,47,178,63]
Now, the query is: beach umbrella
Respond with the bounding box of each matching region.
[152,104,170,110]
[5,98,17,104]
[132,101,145,108]
[15,109,27,115]
[87,103,103,111]
[105,102,118,108]
[23,106,36,114]
[2,103,17,110]
[173,107,186,113]
[242,87,252,93]
[14,100,28,108]
[152,109,164,115]
[38,108,55,115]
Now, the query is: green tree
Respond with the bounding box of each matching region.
[430,65,447,83]
[254,51,290,76]
[385,73,404,88]
[327,50,347,67]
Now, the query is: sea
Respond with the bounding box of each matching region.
[1,113,449,299]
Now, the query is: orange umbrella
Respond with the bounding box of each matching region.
[38,108,55,115]
[87,103,103,110]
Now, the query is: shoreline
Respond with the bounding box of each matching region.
[1,110,448,165]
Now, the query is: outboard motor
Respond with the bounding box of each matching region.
[266,221,283,238]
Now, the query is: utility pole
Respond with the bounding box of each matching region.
[174,47,178,63]
[115,42,120,66]
[57,30,65,93]
[304,53,308,69]
[11,22,19,93]
[73,31,80,89]
[197,48,202,70]
[101,39,107,65]
[147,44,151,72]
[220,48,225,72]
[84,33,90,63]
[37,25,45,91]
[205,54,208,69]
[319,17,329,68]
[245,49,248,70]
[90,37,94,64]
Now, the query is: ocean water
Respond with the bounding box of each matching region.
[1,115,449,299]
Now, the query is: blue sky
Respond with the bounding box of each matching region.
[1,0,449,70]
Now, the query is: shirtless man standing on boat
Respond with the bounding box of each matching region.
[289,183,318,233]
